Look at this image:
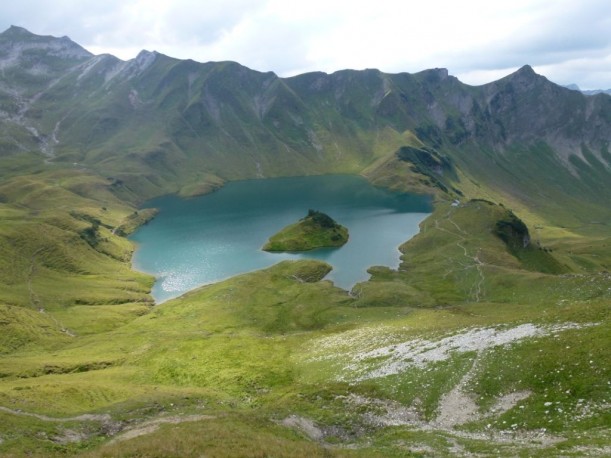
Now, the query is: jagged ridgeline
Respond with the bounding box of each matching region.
[1,26,610,221]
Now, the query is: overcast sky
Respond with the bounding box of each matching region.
[1,0,610,89]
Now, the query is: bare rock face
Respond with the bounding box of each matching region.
[0,25,92,71]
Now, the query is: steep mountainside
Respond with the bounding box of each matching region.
[1,27,609,221]
[0,26,91,156]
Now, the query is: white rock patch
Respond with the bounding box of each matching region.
[311,322,594,382]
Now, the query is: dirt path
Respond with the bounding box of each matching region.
[434,209,486,302]
[0,405,214,445]
[433,351,482,428]
[107,415,215,445]
[332,390,561,453]
[0,405,112,424]
[432,351,533,430]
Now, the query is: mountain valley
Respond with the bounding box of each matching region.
[0,26,609,457]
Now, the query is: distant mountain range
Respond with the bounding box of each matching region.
[565,84,611,96]
[1,25,610,222]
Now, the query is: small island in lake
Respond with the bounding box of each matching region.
[263,209,349,252]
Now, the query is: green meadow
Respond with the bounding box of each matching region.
[0,160,608,457]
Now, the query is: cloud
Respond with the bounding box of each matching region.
[536,54,611,90]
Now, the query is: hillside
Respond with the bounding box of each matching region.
[0,27,609,457]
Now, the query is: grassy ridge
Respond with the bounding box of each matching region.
[0,169,154,353]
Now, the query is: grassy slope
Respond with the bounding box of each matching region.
[0,130,606,448]
[0,168,155,354]
[0,127,608,457]
[0,178,608,456]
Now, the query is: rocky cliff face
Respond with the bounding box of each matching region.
[0,26,91,92]
[0,26,93,157]
[477,66,610,161]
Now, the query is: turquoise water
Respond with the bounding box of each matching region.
[130,175,431,303]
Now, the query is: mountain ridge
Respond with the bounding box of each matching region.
[0,26,609,222]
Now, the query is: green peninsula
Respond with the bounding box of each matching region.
[263,210,349,252]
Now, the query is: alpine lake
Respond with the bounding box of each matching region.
[130,175,432,303]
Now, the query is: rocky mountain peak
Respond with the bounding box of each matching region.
[506,64,543,87]
[417,67,450,84]
[0,26,92,62]
[0,25,34,37]
[431,68,449,79]
[127,50,159,74]
[515,64,536,76]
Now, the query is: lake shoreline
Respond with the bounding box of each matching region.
[130,175,432,303]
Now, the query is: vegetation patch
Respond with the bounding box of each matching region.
[114,208,158,236]
[263,210,349,252]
